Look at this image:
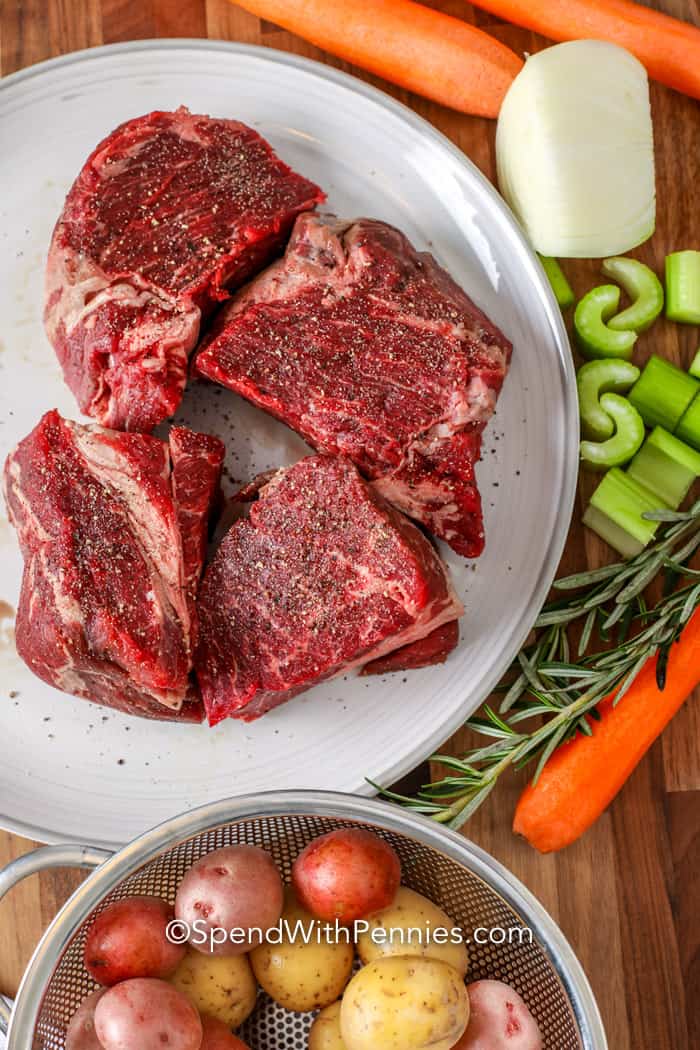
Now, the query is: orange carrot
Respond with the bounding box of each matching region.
[513,607,700,853]
[468,0,700,101]
[230,0,523,118]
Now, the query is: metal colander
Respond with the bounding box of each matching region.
[0,792,606,1050]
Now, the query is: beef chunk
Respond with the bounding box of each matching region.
[195,455,463,724]
[3,411,223,720]
[45,108,324,431]
[195,213,511,557]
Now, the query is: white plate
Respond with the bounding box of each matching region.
[0,41,577,849]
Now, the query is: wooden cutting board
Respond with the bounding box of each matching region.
[0,2,698,1047]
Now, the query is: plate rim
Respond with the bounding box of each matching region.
[0,38,579,848]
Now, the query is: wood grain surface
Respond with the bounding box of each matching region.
[0,2,698,1047]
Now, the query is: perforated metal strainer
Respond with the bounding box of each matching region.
[0,791,606,1050]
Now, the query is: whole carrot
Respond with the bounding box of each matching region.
[230,0,523,118]
[467,0,700,101]
[513,607,700,853]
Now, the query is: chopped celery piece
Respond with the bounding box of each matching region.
[665,251,700,324]
[676,392,700,450]
[539,255,575,309]
[601,256,664,332]
[585,468,661,557]
[582,506,646,560]
[645,425,700,473]
[628,354,699,431]
[627,427,700,509]
[689,349,700,380]
[574,286,637,360]
[577,359,640,440]
[580,394,644,471]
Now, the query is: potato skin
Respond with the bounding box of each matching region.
[65,989,105,1050]
[292,829,400,923]
[250,888,354,1012]
[356,886,468,977]
[175,845,284,956]
[94,978,202,1050]
[83,896,185,985]
[452,981,543,1050]
[200,1014,251,1050]
[308,1002,348,1050]
[169,946,257,1028]
[340,957,469,1050]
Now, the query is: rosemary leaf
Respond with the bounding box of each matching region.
[671,530,700,565]
[601,600,629,632]
[663,559,700,579]
[553,562,625,589]
[615,552,667,603]
[643,504,700,522]
[578,608,597,657]
[447,782,497,830]
[532,722,570,783]
[612,650,652,706]
[681,582,700,624]
[535,606,583,627]
[499,672,528,714]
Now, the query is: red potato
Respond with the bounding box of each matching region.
[453,981,543,1050]
[84,895,185,986]
[94,978,202,1050]
[175,845,284,956]
[292,828,401,923]
[65,989,105,1050]
[200,1015,251,1050]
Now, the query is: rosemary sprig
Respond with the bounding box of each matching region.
[374,500,700,830]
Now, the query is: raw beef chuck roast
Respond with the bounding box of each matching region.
[45,108,324,432]
[3,411,224,721]
[195,213,512,557]
[194,455,463,725]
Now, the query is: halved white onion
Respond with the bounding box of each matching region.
[496,40,655,259]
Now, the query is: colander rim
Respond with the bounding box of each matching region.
[7,790,607,1050]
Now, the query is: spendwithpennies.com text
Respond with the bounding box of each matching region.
[166,918,533,954]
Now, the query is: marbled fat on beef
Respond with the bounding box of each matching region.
[3,411,223,721]
[194,455,463,724]
[45,108,324,432]
[195,213,511,557]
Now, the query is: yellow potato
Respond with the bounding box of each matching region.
[250,888,354,1013]
[309,1002,348,1050]
[169,947,257,1028]
[357,886,468,976]
[340,956,469,1050]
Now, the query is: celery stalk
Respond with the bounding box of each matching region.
[627,427,700,509]
[665,251,700,324]
[579,394,644,471]
[577,359,640,441]
[539,255,575,309]
[628,355,699,431]
[601,257,664,332]
[584,468,661,557]
[676,392,700,450]
[574,286,637,361]
[689,349,700,380]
